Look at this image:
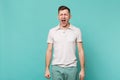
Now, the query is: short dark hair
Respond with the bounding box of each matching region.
[58,5,71,14]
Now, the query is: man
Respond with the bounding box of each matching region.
[45,5,85,80]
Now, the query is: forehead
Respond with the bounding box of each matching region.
[58,9,69,14]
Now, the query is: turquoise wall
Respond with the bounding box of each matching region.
[0,0,120,80]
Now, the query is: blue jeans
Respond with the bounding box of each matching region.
[52,65,77,80]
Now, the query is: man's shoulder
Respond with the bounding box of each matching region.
[49,25,58,33]
[71,24,81,32]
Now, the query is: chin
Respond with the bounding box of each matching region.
[63,24,67,27]
[61,23,67,27]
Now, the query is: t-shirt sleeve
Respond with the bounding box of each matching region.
[76,29,82,42]
[47,30,53,43]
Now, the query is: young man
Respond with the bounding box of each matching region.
[45,6,85,80]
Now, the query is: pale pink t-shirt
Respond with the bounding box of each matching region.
[47,24,82,67]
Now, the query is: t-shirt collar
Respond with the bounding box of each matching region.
[56,24,73,30]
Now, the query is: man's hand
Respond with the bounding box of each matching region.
[45,69,50,79]
[79,69,85,80]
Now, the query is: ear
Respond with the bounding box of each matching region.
[57,15,59,20]
[70,14,72,19]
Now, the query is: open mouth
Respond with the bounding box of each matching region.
[61,20,66,23]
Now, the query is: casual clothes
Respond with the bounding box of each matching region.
[47,24,82,80]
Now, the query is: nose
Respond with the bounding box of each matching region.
[62,14,65,18]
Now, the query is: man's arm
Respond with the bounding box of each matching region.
[45,43,53,78]
[77,42,85,80]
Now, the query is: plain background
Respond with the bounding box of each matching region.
[0,0,120,80]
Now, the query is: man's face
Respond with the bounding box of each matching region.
[58,9,71,27]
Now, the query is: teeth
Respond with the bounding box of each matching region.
[62,20,66,21]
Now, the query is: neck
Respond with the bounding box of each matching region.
[60,23,70,29]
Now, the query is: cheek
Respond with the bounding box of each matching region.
[66,16,70,20]
[65,15,70,19]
